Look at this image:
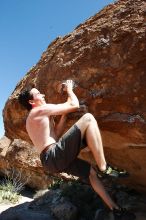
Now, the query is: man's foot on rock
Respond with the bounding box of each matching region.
[113,207,136,220]
[94,164,129,179]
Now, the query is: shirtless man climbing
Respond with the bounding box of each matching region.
[18,80,135,220]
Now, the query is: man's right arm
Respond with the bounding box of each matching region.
[38,80,79,116]
[66,80,79,107]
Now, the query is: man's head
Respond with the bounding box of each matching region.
[18,87,46,110]
[18,87,33,110]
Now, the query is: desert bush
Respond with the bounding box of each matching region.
[0,169,28,204]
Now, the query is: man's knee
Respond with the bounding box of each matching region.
[76,113,96,133]
[82,113,95,123]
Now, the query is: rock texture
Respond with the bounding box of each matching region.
[2,0,146,191]
[0,136,77,189]
[1,181,146,220]
[0,136,50,189]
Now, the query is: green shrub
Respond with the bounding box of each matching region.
[48,176,64,190]
[0,169,27,204]
[0,180,20,204]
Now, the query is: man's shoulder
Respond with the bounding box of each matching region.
[30,104,53,117]
[27,107,42,118]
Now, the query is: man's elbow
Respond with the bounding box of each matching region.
[75,103,80,111]
[70,102,79,110]
[74,104,80,110]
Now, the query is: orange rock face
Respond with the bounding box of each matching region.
[2,0,146,191]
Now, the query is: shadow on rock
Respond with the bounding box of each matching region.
[0,201,55,220]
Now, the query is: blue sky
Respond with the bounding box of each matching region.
[0,0,115,138]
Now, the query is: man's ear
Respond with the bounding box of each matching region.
[29,100,34,105]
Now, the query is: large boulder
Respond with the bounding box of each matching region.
[0,137,77,189]
[0,136,50,189]
[2,0,146,191]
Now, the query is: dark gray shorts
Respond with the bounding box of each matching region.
[40,125,91,182]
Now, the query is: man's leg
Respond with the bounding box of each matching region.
[74,113,135,218]
[89,167,136,220]
[75,113,107,171]
[89,166,118,210]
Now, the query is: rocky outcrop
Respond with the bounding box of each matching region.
[1,181,146,220]
[2,0,146,191]
[0,137,77,189]
[0,136,50,189]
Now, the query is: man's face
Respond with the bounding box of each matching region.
[30,88,46,106]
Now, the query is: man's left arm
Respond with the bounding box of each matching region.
[55,114,67,140]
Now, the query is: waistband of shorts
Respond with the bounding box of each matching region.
[40,143,56,154]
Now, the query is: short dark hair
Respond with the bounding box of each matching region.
[18,87,33,110]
